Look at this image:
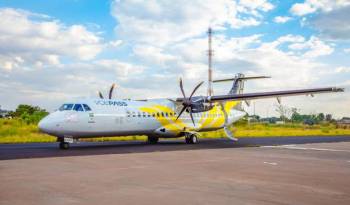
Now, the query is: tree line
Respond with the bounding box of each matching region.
[3,104,48,124]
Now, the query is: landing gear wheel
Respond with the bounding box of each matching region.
[59,142,70,150]
[190,134,198,144]
[186,134,198,144]
[147,136,159,144]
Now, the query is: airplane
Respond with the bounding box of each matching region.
[38,74,344,149]
[38,29,344,150]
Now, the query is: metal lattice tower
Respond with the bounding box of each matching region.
[207,27,214,97]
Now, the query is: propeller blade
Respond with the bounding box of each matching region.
[176,106,187,121]
[179,78,186,99]
[98,91,104,99]
[189,81,204,100]
[189,108,195,126]
[109,83,116,99]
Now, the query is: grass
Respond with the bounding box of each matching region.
[1,118,350,143]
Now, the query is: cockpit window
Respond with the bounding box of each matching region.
[83,104,92,111]
[59,104,73,111]
[73,104,84,112]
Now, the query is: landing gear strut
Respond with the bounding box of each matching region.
[185,134,198,144]
[147,136,159,144]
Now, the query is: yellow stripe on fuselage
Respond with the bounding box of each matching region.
[139,100,240,134]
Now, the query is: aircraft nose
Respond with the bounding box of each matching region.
[38,117,50,133]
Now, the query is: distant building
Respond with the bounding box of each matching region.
[336,117,350,129]
[0,106,10,118]
[260,117,280,124]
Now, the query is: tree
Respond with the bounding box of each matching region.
[10,104,48,124]
[275,104,291,122]
[317,113,325,122]
[326,114,332,121]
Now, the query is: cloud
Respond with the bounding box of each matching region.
[273,16,292,23]
[111,0,274,46]
[290,0,350,16]
[311,6,350,40]
[0,8,103,71]
[288,36,334,58]
[335,66,350,73]
[0,59,146,110]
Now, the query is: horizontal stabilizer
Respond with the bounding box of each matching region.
[213,75,270,83]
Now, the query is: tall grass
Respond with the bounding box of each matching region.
[0,118,349,143]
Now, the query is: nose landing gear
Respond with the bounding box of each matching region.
[59,142,70,149]
[57,137,74,150]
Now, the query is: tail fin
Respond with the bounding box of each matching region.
[214,73,270,110]
[213,73,270,94]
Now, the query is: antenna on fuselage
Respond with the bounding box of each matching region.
[207,27,214,97]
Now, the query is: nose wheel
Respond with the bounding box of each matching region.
[59,142,70,150]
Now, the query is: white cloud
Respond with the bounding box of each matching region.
[344,48,350,53]
[335,66,350,73]
[290,0,350,16]
[273,16,292,23]
[311,6,350,40]
[111,0,274,46]
[287,36,333,58]
[108,40,123,48]
[0,8,103,71]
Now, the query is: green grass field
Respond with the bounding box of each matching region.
[0,118,349,143]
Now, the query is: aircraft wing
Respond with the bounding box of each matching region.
[207,87,344,102]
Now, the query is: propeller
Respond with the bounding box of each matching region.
[109,83,116,99]
[175,78,204,126]
[98,83,117,99]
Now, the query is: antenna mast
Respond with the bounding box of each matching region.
[207,27,213,97]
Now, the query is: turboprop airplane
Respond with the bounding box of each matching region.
[38,28,344,149]
[38,74,344,149]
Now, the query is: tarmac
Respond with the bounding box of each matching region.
[1,136,350,205]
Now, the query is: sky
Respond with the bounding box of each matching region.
[0,0,349,118]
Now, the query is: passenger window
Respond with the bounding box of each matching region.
[82,104,92,111]
[157,113,160,117]
[73,104,84,112]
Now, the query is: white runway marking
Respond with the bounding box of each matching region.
[263,162,278,165]
[262,145,350,153]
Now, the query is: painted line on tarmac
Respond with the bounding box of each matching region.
[263,161,278,165]
[261,144,350,153]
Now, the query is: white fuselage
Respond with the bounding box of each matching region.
[38,98,246,139]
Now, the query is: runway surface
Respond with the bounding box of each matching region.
[1,136,350,160]
[1,136,350,205]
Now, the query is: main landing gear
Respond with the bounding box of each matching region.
[147,136,159,144]
[185,133,198,144]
